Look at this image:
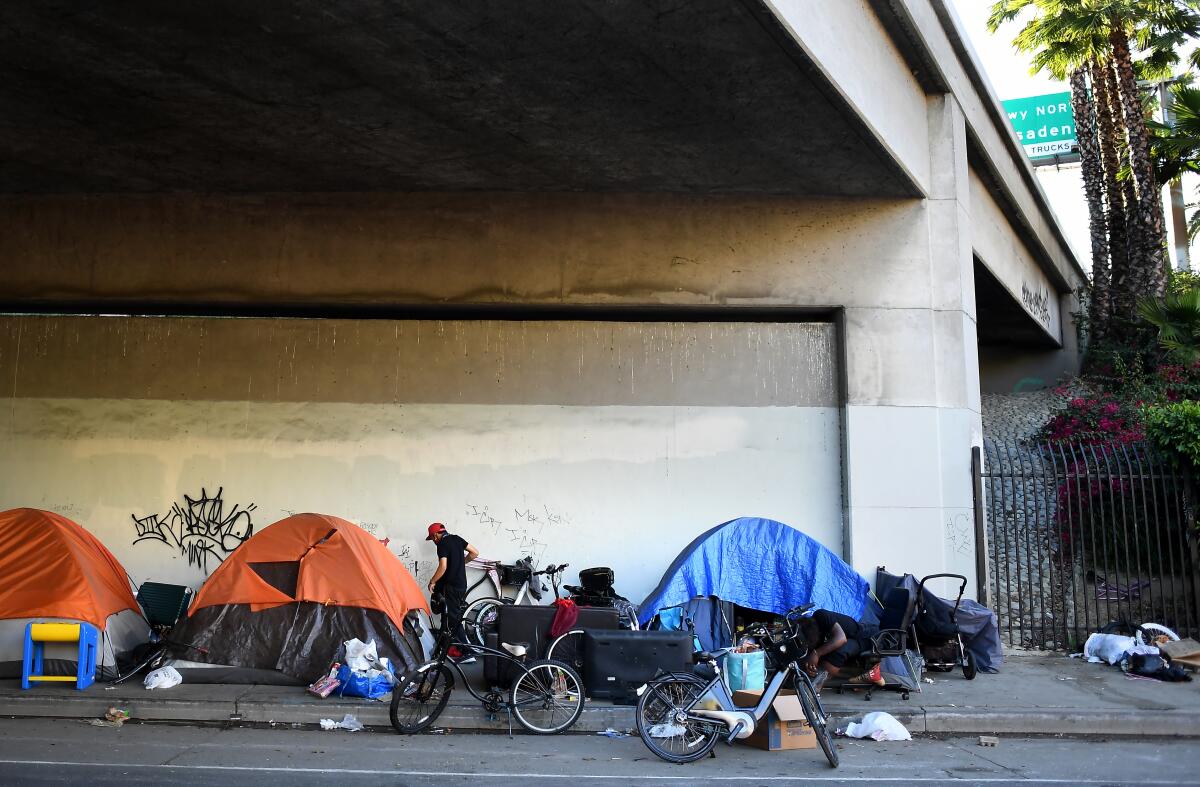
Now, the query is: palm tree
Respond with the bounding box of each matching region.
[990,0,1200,343]
[1071,65,1112,339]
[1139,287,1200,362]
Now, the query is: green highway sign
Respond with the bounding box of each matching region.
[1001,92,1076,160]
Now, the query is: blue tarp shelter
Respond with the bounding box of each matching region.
[637,517,869,635]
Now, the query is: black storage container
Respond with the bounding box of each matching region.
[484,630,501,685]
[583,630,693,703]
[578,566,615,592]
[492,605,620,685]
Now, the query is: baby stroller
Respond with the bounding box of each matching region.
[911,573,976,680]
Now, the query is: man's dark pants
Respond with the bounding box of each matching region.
[439,584,475,656]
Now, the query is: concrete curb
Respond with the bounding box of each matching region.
[5,691,1200,737]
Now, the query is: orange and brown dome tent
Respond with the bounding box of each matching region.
[168,513,429,684]
[0,508,148,679]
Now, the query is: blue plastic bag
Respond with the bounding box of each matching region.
[723,650,766,692]
[335,662,395,700]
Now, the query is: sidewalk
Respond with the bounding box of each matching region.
[2,652,1196,736]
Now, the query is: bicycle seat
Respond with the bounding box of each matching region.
[692,650,717,663]
[501,642,528,657]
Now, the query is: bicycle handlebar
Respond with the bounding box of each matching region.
[535,562,569,576]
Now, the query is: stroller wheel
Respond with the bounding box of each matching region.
[963,649,977,680]
[901,691,910,700]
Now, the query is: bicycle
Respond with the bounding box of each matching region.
[389,594,585,736]
[633,603,839,767]
[460,556,552,647]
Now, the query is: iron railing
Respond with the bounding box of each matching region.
[980,437,1199,650]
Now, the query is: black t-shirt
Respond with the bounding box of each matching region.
[813,609,862,643]
[435,533,468,591]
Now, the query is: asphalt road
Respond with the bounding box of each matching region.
[0,717,1195,786]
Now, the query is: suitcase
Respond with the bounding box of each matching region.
[494,605,620,685]
[578,566,615,592]
[583,630,693,704]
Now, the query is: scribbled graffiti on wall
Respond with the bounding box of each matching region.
[945,512,973,558]
[464,502,569,564]
[132,487,255,573]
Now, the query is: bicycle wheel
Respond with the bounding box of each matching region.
[390,662,454,734]
[796,673,839,768]
[510,659,585,734]
[545,630,586,674]
[635,675,719,764]
[462,597,504,647]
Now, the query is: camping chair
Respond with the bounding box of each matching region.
[136,582,193,629]
[834,585,921,701]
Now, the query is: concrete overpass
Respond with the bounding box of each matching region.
[0,1,1085,599]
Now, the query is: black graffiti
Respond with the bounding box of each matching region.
[1021,282,1052,327]
[132,487,255,573]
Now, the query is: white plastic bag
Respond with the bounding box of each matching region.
[1083,633,1136,665]
[842,711,912,741]
[343,638,380,673]
[319,714,364,732]
[144,666,183,690]
[647,723,687,738]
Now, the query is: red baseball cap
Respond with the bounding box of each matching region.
[426,522,447,541]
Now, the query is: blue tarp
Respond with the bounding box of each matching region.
[637,517,869,626]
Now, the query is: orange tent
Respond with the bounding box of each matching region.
[172,513,429,683]
[0,508,140,627]
[191,512,428,624]
[0,508,148,679]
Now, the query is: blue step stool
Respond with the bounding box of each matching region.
[21,622,98,690]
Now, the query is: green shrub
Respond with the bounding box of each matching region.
[1142,400,1200,471]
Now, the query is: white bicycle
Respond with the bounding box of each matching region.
[461,557,560,647]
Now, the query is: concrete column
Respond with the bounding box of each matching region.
[843,94,984,596]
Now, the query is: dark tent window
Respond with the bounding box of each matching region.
[248,561,300,597]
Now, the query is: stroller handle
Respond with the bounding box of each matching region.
[915,573,967,596]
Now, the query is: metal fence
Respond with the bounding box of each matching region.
[980,437,1200,650]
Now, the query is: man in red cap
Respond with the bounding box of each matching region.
[425,522,480,662]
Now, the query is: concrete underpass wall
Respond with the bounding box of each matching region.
[0,188,983,598]
[0,316,841,597]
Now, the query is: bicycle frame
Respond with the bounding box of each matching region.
[464,558,543,605]
[417,628,565,712]
[682,662,799,739]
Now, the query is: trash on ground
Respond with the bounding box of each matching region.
[648,723,687,738]
[979,735,999,747]
[1082,633,1136,665]
[922,677,935,684]
[334,639,395,699]
[840,712,912,741]
[105,707,130,724]
[144,665,183,690]
[319,714,364,732]
[1123,652,1192,683]
[88,707,131,728]
[1161,638,1200,671]
[343,638,381,672]
[307,662,342,698]
[597,728,629,738]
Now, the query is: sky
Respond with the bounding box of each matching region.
[949,0,1067,101]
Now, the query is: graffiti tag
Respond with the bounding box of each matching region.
[132,487,255,573]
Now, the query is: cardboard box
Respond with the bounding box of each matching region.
[731,689,816,751]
